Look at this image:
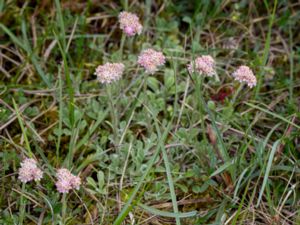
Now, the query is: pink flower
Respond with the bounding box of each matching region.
[187,55,216,76]
[138,49,166,74]
[18,158,43,183]
[232,65,256,88]
[94,62,125,84]
[118,11,143,36]
[55,168,81,193]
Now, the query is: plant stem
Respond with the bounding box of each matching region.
[231,82,244,106]
[19,183,26,225]
[195,75,207,142]
[106,84,119,145]
[62,193,67,224]
[145,0,151,33]
[119,34,126,60]
[123,0,128,10]
[288,23,294,106]
[56,66,63,164]
[143,73,153,133]
[194,78,232,175]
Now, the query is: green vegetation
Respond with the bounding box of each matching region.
[0,0,299,224]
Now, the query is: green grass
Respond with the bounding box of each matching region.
[0,0,300,224]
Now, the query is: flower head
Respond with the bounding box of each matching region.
[55,168,81,193]
[232,65,256,88]
[94,62,125,84]
[18,158,43,183]
[118,11,143,36]
[187,55,216,76]
[138,49,166,74]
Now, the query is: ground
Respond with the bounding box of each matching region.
[0,0,299,224]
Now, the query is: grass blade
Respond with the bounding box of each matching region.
[0,23,51,88]
[254,0,277,98]
[53,30,75,127]
[231,180,251,225]
[54,0,66,50]
[210,159,235,178]
[256,139,281,207]
[154,119,181,225]
[0,23,26,49]
[55,66,64,163]
[245,102,300,129]
[139,203,197,218]
[12,99,32,156]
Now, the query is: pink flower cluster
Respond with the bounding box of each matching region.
[95,49,166,82]
[101,11,257,89]
[118,11,143,36]
[18,158,43,183]
[17,157,81,194]
[55,168,81,193]
[187,55,216,77]
[94,12,257,88]
[138,49,166,74]
[187,55,256,88]
[232,65,257,88]
[95,63,125,84]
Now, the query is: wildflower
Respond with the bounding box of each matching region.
[55,168,81,193]
[18,158,43,183]
[138,49,166,74]
[118,11,143,36]
[94,63,125,84]
[232,65,256,88]
[187,55,216,76]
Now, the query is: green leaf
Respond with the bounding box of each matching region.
[147,76,160,92]
[86,177,97,189]
[176,183,188,193]
[164,69,175,89]
[139,204,197,218]
[182,16,192,24]
[97,171,105,189]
